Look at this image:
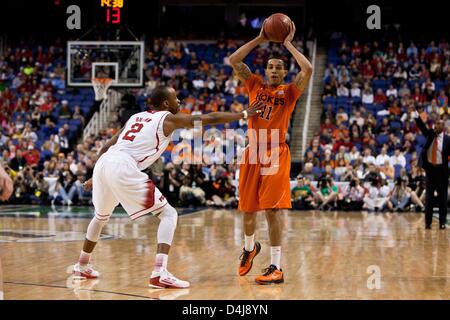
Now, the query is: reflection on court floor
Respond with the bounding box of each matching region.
[0,206,449,299]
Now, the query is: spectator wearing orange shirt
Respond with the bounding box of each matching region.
[199,60,209,72]
[321,149,336,169]
[332,123,350,140]
[388,100,402,116]
[234,83,246,96]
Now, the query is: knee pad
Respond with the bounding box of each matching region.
[157,204,178,225]
[156,204,178,245]
[86,215,109,242]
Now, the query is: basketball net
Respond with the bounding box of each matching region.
[91,78,113,101]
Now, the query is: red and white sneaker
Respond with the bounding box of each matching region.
[149,269,190,289]
[72,263,100,279]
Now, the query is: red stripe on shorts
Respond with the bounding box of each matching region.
[130,180,156,218]
[144,179,156,208]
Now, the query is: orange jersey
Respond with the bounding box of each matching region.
[244,74,302,145]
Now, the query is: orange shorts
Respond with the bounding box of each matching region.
[238,143,291,212]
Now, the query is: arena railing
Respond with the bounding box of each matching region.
[300,39,317,160]
[83,89,122,140]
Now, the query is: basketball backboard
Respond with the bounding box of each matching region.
[67,41,144,87]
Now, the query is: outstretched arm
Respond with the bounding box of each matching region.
[229,21,267,82]
[163,101,264,135]
[411,109,430,137]
[283,22,313,94]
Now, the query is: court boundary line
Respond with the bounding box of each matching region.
[0,206,209,220]
[4,281,157,300]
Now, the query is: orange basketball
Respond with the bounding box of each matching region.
[263,13,292,43]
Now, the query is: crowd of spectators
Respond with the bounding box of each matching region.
[296,37,450,212]
[0,44,95,206]
[0,36,310,208]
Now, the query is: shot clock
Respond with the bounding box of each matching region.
[100,0,126,25]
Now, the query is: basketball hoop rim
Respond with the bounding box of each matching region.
[91,77,114,85]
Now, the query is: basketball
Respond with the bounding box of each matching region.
[263,13,292,43]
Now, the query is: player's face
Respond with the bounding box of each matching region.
[265,59,287,86]
[166,88,181,114]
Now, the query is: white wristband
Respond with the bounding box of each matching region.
[242,110,248,119]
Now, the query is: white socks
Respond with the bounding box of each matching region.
[78,250,91,265]
[270,246,281,269]
[244,234,255,251]
[154,253,168,272]
[0,291,3,300]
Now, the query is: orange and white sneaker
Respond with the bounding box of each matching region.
[149,269,190,289]
[255,264,284,285]
[72,263,100,279]
[238,242,261,276]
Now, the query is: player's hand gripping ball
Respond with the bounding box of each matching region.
[263,13,292,43]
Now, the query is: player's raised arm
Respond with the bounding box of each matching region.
[228,21,267,82]
[163,101,264,135]
[283,21,313,94]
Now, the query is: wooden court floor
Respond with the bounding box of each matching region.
[0,207,449,300]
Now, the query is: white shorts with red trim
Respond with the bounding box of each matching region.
[92,151,168,221]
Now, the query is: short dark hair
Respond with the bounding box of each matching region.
[267,55,288,70]
[149,86,171,108]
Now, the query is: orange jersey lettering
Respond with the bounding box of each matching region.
[244,74,301,144]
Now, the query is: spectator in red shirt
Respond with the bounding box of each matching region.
[363,64,375,81]
[411,87,425,104]
[333,135,353,153]
[351,41,362,58]
[23,145,40,167]
[374,88,387,105]
[321,117,336,132]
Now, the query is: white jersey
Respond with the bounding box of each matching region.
[108,110,172,170]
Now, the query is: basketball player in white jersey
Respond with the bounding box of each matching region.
[72,86,263,288]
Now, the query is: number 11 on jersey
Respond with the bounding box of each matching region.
[260,105,273,120]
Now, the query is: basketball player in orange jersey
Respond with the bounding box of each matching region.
[72,86,263,288]
[229,20,312,284]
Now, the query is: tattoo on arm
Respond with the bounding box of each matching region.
[233,62,252,81]
[294,71,310,92]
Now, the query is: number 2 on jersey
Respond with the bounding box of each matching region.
[122,123,144,141]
